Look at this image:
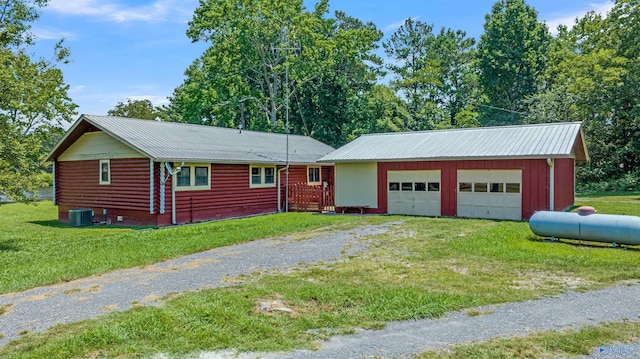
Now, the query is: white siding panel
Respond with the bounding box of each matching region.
[335,162,378,209]
[58,132,144,161]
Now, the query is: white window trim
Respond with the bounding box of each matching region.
[99,159,110,185]
[174,163,211,191]
[249,165,276,188]
[307,166,322,185]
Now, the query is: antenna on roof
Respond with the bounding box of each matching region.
[239,103,245,134]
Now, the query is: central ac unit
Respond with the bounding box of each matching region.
[69,209,93,227]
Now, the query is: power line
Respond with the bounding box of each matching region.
[479,104,527,115]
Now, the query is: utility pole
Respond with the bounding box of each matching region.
[272,26,299,213]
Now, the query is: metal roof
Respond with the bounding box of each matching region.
[48,115,335,164]
[318,122,588,163]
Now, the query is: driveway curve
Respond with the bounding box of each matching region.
[0,222,399,345]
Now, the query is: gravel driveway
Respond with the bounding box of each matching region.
[2,220,640,359]
[0,222,399,346]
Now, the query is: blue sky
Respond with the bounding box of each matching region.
[31,0,614,121]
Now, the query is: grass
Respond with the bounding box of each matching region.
[416,321,640,359]
[0,195,639,358]
[0,201,395,294]
[575,191,640,215]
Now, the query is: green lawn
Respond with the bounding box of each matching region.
[417,320,640,359]
[0,201,395,294]
[1,194,639,358]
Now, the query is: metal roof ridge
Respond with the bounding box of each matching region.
[84,114,316,140]
[358,121,582,137]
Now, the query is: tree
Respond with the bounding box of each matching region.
[525,1,640,187]
[108,99,167,121]
[173,0,324,128]
[170,0,384,147]
[0,0,76,202]
[384,20,481,130]
[477,0,551,126]
[383,19,439,130]
[343,85,411,143]
[290,10,384,147]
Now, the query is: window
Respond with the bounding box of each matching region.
[265,167,275,184]
[428,182,440,192]
[490,183,504,193]
[389,182,400,191]
[307,166,321,185]
[251,167,262,185]
[474,182,488,192]
[401,182,413,191]
[195,167,209,186]
[506,183,521,193]
[414,182,427,191]
[459,182,472,192]
[177,166,191,187]
[249,165,276,188]
[174,163,211,191]
[99,160,110,185]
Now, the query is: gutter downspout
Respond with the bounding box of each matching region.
[149,160,154,214]
[52,161,56,206]
[547,157,555,211]
[277,167,286,212]
[160,162,166,214]
[171,171,177,224]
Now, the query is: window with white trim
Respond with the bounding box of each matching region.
[250,165,276,188]
[175,163,211,191]
[99,159,110,185]
[307,166,321,185]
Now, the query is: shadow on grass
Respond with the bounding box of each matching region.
[576,191,640,199]
[29,220,148,230]
[29,220,71,228]
[0,240,20,252]
[528,236,640,251]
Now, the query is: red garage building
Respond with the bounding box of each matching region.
[318,122,588,220]
[47,115,335,226]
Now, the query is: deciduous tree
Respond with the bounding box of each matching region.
[108,99,167,121]
[477,0,551,126]
[0,0,76,202]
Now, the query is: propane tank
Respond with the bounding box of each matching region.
[529,208,640,246]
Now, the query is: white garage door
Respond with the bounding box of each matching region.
[388,170,441,216]
[457,170,522,220]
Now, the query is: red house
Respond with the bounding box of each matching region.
[318,122,589,220]
[47,115,335,226]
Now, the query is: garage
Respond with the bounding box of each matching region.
[457,170,522,220]
[388,170,441,216]
[319,122,588,219]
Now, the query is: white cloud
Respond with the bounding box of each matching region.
[32,27,78,40]
[543,1,615,35]
[46,0,195,23]
[384,16,420,33]
[127,95,170,107]
[68,85,86,94]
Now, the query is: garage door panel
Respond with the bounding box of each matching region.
[458,205,472,218]
[504,194,521,207]
[388,170,441,216]
[457,170,521,220]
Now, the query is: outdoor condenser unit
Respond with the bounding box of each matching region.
[69,209,93,227]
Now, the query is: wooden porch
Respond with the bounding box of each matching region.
[288,183,335,212]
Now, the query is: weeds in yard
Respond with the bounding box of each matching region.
[0,201,395,294]
[416,320,640,359]
[0,304,13,316]
[0,196,639,358]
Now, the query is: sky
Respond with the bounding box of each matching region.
[30,0,615,122]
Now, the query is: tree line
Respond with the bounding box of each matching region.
[1,0,639,202]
